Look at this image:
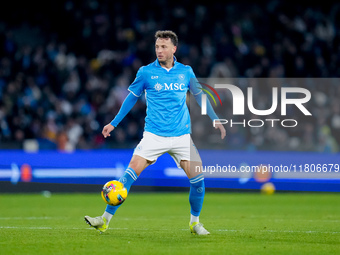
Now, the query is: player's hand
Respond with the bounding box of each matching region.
[214,122,226,139]
[102,123,115,138]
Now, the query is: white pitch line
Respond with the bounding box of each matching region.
[216,229,340,234]
[0,226,339,234]
[0,217,150,221]
[0,217,54,220]
[0,226,52,229]
[0,226,128,230]
[2,217,339,223]
[245,216,340,223]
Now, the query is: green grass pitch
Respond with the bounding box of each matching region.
[1,191,340,255]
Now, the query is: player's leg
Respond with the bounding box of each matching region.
[85,155,152,232]
[85,131,165,233]
[180,160,210,235]
[170,134,210,235]
[181,160,205,222]
[102,155,152,219]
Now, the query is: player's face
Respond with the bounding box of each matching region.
[155,38,177,64]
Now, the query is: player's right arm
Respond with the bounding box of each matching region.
[102,67,145,139]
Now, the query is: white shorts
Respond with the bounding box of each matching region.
[133,131,202,168]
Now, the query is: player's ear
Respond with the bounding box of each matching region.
[173,46,177,54]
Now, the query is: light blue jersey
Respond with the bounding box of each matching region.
[128,57,200,137]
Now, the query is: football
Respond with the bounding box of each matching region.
[101,180,128,206]
[260,182,276,195]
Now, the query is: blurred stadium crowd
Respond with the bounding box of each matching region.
[0,0,339,152]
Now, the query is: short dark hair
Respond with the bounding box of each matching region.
[155,30,178,46]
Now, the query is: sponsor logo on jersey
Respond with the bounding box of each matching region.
[154,83,186,91]
[154,83,163,92]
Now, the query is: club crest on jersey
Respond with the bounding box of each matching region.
[154,83,163,92]
[179,74,185,80]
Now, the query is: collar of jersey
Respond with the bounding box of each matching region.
[155,56,178,69]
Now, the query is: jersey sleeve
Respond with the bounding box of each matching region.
[128,67,145,97]
[188,67,202,96]
[110,92,139,127]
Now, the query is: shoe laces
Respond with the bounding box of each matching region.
[194,223,209,234]
[195,223,204,228]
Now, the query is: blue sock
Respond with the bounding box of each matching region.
[189,174,205,217]
[105,167,138,215]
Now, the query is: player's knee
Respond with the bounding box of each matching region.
[180,160,203,179]
[128,155,150,176]
[190,161,203,178]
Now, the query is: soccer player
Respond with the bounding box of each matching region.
[85,30,226,235]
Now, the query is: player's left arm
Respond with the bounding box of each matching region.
[188,68,226,139]
[192,90,226,139]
